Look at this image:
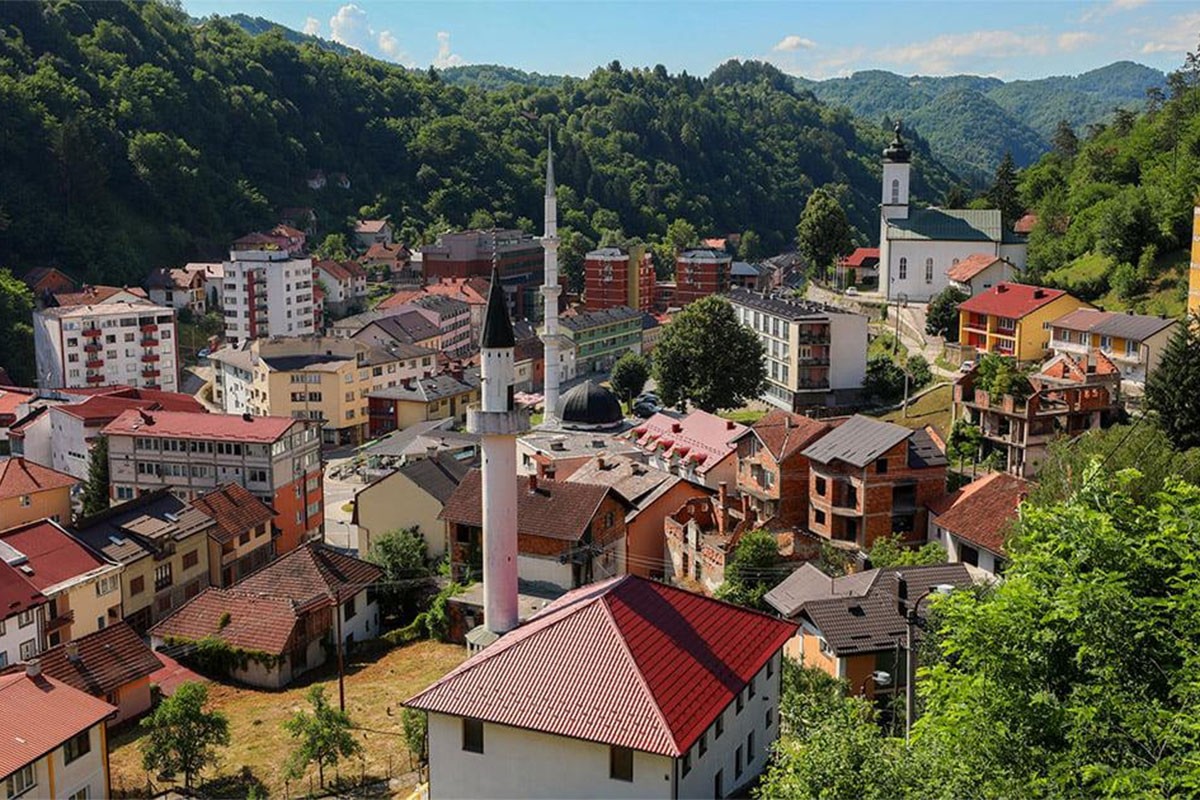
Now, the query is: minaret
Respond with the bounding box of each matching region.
[540,130,562,425]
[467,257,528,637]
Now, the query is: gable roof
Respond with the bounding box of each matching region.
[188,483,276,546]
[628,411,746,475]
[801,415,912,468]
[957,283,1072,319]
[314,259,352,282]
[52,285,148,307]
[441,471,626,541]
[149,587,302,655]
[365,311,441,345]
[885,208,1003,242]
[70,490,215,565]
[1049,308,1177,342]
[840,247,880,267]
[355,219,390,234]
[405,575,796,757]
[565,455,680,509]
[946,253,1006,283]
[0,672,115,778]
[102,409,299,443]
[0,458,76,501]
[0,520,109,592]
[34,621,161,698]
[932,472,1030,555]
[740,410,832,462]
[394,456,473,506]
[0,560,47,622]
[233,543,381,607]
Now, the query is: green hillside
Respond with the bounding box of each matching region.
[438,64,566,91]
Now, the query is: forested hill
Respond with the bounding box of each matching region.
[438,65,567,91]
[0,4,960,289]
[797,62,1166,181]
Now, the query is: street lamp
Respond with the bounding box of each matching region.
[893,292,908,355]
[896,576,955,742]
[858,669,892,698]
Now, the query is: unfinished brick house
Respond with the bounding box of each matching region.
[731,410,835,529]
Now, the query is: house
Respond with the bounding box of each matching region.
[1047,307,1178,387]
[0,559,49,668]
[675,248,732,306]
[928,472,1030,575]
[0,387,35,446]
[0,457,77,529]
[731,411,834,529]
[406,575,796,800]
[559,306,643,374]
[314,260,358,315]
[279,207,318,236]
[517,429,642,480]
[584,246,656,312]
[0,665,116,800]
[270,224,307,256]
[354,454,472,559]
[441,471,632,592]
[189,482,277,588]
[146,267,207,314]
[52,285,148,308]
[640,312,663,355]
[353,310,443,352]
[0,520,123,647]
[945,254,1017,297]
[566,454,709,581]
[357,418,480,479]
[836,247,880,288]
[764,562,974,700]
[102,410,324,554]
[33,621,162,726]
[957,282,1091,363]
[628,411,747,490]
[877,123,1027,302]
[69,490,214,635]
[150,544,381,689]
[513,320,545,392]
[729,289,869,410]
[802,415,948,550]
[21,266,76,298]
[361,242,411,277]
[354,219,393,250]
[365,367,481,434]
[306,169,327,190]
[953,351,1122,477]
[729,261,773,292]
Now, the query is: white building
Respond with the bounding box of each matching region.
[206,341,256,414]
[927,471,1030,576]
[946,254,1018,297]
[1047,308,1178,388]
[406,575,796,800]
[0,561,47,668]
[33,300,179,392]
[221,248,316,343]
[877,123,1027,302]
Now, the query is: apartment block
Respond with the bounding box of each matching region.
[33,301,180,392]
[1048,308,1177,386]
[559,306,643,374]
[417,228,545,321]
[103,410,324,554]
[675,248,731,306]
[584,246,655,312]
[221,248,316,343]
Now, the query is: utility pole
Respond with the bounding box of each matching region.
[893,292,907,354]
[335,599,345,712]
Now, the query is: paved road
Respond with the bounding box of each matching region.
[322,454,364,552]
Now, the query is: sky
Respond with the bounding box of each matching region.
[181,1,1199,80]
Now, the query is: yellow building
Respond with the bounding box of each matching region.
[958,282,1092,362]
[1189,205,1200,316]
[0,458,77,530]
[365,368,481,435]
[354,455,472,559]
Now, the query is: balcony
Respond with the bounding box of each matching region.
[86,374,105,384]
[45,610,74,632]
[141,338,159,347]
[83,342,102,353]
[82,328,102,338]
[85,359,104,369]
[141,353,160,363]
[140,323,158,333]
[142,368,161,379]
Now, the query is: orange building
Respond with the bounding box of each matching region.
[674,248,732,307]
[1189,206,1200,316]
[0,457,77,530]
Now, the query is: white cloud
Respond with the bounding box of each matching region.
[1080,0,1149,23]
[329,4,373,51]
[303,16,321,36]
[873,29,1106,74]
[434,31,465,68]
[773,35,817,52]
[378,30,403,59]
[1140,11,1200,53]
[1057,31,1099,50]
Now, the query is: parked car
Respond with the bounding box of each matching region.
[633,400,661,419]
[844,286,859,297]
[636,392,660,406]
[959,360,975,373]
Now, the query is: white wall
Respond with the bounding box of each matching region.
[517,554,572,591]
[49,408,90,480]
[0,609,43,668]
[828,312,868,391]
[12,410,52,468]
[885,240,1003,303]
[340,589,379,644]
[928,518,1003,575]
[48,722,109,800]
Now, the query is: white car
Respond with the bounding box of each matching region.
[844,286,859,296]
[959,360,975,373]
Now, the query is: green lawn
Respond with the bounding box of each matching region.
[1043,248,1189,319]
[879,383,954,438]
[868,329,909,364]
[721,409,767,425]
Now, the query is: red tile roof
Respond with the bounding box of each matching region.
[946,253,1004,283]
[188,484,276,546]
[441,471,625,541]
[743,410,832,461]
[629,411,746,475]
[406,575,796,756]
[53,285,147,307]
[0,458,76,502]
[0,389,34,420]
[377,289,427,310]
[957,283,1071,320]
[931,472,1030,554]
[0,671,115,777]
[355,219,389,234]
[0,521,109,591]
[839,247,880,268]
[1013,213,1037,234]
[55,386,204,414]
[149,587,302,655]
[34,621,162,698]
[233,543,381,607]
[342,260,366,278]
[0,560,47,622]
[102,409,300,443]
[315,260,353,282]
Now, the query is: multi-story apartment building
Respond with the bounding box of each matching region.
[584,246,655,312]
[1048,308,1177,386]
[221,248,316,343]
[675,248,732,306]
[957,282,1091,363]
[33,301,180,392]
[103,410,324,554]
[559,306,643,374]
[409,295,474,358]
[418,229,545,321]
[728,289,868,411]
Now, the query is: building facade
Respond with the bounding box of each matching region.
[418,229,545,321]
[0,457,76,529]
[221,248,316,343]
[674,249,732,307]
[584,246,656,313]
[1047,308,1177,387]
[559,306,643,374]
[958,283,1092,363]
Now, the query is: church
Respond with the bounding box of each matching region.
[877,123,1028,302]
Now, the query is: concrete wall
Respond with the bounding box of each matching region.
[110,676,153,726]
[45,721,109,800]
[49,409,91,481]
[0,606,44,667]
[828,312,868,391]
[0,482,73,529]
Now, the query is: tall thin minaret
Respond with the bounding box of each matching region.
[467,256,528,637]
[540,129,562,425]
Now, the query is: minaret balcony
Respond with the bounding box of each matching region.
[467,407,529,436]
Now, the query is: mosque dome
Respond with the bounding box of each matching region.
[557,380,624,430]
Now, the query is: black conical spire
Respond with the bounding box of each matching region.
[481,246,515,349]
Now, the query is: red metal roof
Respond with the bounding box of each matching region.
[839,247,880,268]
[102,409,300,443]
[631,411,745,475]
[0,671,115,778]
[0,521,109,592]
[957,282,1071,319]
[406,575,796,756]
[0,458,77,502]
[0,560,47,622]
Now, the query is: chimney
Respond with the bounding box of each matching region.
[1033,288,1045,299]
[597,456,606,470]
[996,284,1008,293]
[527,473,538,492]
[65,641,81,662]
[139,409,154,425]
[726,419,736,430]
[672,422,682,433]
[25,659,40,678]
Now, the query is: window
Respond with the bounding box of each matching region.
[130,576,145,596]
[747,731,755,762]
[699,730,707,757]
[767,654,774,678]
[1100,335,1112,351]
[814,509,826,526]
[64,730,91,764]
[876,457,889,474]
[682,752,691,777]
[749,676,756,699]
[766,707,774,728]
[0,652,6,669]
[735,745,744,779]
[925,258,934,283]
[17,609,35,628]
[736,691,744,714]
[155,563,173,591]
[716,713,724,739]
[18,495,30,508]
[182,550,199,570]
[239,532,251,546]
[609,746,633,782]
[462,718,484,753]
[96,574,119,596]
[343,595,356,620]
[6,764,35,797]
[815,476,826,496]
[68,788,90,800]
[890,178,900,204]
[898,257,907,280]
[19,640,36,660]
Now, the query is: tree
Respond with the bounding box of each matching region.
[315,234,351,261]
[365,527,432,621]
[0,269,36,386]
[862,353,906,404]
[1145,318,1200,450]
[715,529,783,610]
[905,354,932,391]
[987,151,1023,227]
[738,230,762,260]
[1051,119,1078,158]
[652,295,766,412]
[401,709,428,767]
[141,681,230,790]
[609,352,650,411]
[795,188,853,280]
[82,436,110,516]
[283,686,362,789]
[868,533,946,568]
[925,286,967,341]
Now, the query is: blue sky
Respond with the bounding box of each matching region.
[182,1,1199,80]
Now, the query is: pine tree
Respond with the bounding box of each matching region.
[988,151,1023,227]
[82,436,110,516]
[1145,318,1200,450]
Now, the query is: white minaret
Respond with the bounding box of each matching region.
[540,130,562,425]
[467,257,529,638]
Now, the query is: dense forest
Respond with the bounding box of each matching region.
[0,2,961,290]
[798,62,1166,181]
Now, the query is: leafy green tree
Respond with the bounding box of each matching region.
[141,681,230,790]
[738,230,762,260]
[715,529,782,610]
[315,234,351,261]
[0,269,36,385]
[796,188,853,279]
[863,353,906,404]
[82,437,110,516]
[925,286,967,341]
[868,534,946,568]
[283,686,362,789]
[974,353,1031,402]
[401,708,428,767]
[1145,318,1200,450]
[987,151,1023,226]
[365,527,432,621]
[609,351,650,411]
[652,295,765,412]
[905,354,932,391]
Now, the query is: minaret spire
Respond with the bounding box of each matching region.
[540,125,562,425]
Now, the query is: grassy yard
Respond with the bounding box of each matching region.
[880,383,954,438]
[721,408,767,425]
[109,640,467,799]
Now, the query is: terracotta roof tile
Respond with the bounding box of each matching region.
[932,472,1030,555]
[0,672,115,777]
[441,471,626,541]
[743,410,832,461]
[35,621,162,698]
[0,458,77,502]
[233,543,381,606]
[946,253,1004,283]
[188,484,276,545]
[149,587,301,655]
